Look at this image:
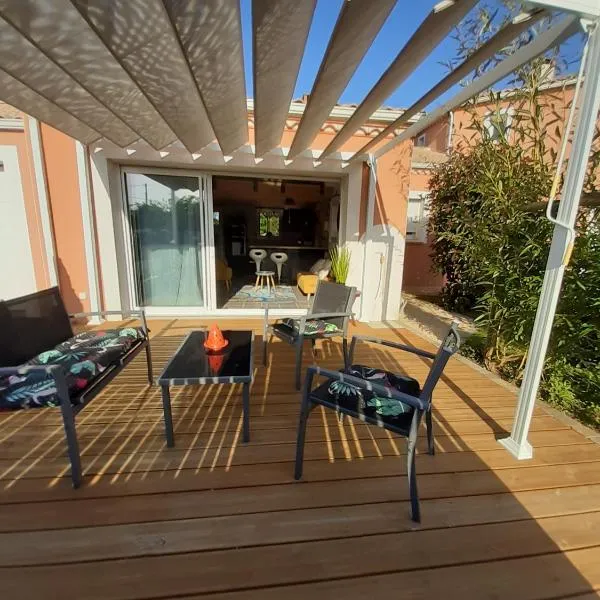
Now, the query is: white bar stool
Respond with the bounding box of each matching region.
[249,249,267,272]
[270,252,288,284]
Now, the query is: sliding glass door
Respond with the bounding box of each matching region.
[124,171,213,310]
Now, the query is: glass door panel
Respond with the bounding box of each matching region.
[124,172,206,308]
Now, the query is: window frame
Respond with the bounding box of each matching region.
[257,208,283,238]
[406,191,430,244]
[483,107,514,142]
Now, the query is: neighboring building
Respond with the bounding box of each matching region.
[403,75,579,297]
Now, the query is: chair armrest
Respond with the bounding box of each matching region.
[306,365,427,411]
[305,311,354,321]
[349,335,436,362]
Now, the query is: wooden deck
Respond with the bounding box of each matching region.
[0,319,599,599]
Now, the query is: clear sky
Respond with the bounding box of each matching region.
[240,0,584,112]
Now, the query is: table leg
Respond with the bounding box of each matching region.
[242,382,250,443]
[161,384,175,447]
[254,275,260,289]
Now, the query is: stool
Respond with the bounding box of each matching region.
[270,252,288,284]
[249,249,267,273]
[255,270,276,293]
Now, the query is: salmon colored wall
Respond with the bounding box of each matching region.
[403,242,444,296]
[421,119,449,153]
[0,126,50,290]
[373,140,412,233]
[40,124,90,313]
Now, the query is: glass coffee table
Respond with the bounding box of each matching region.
[158,330,254,446]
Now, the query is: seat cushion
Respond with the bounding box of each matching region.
[281,318,342,337]
[0,327,145,409]
[309,364,420,433]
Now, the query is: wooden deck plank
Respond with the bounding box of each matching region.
[2,486,600,565]
[2,514,599,599]
[0,441,597,482]
[184,548,600,600]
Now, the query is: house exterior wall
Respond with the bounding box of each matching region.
[4,104,413,321]
[0,122,49,295]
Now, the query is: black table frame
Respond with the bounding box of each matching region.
[157,330,254,446]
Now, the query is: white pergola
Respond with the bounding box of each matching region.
[0,0,599,460]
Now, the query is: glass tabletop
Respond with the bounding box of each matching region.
[158,330,253,383]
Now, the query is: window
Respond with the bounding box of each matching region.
[415,134,427,147]
[407,192,430,243]
[258,208,282,238]
[484,108,512,142]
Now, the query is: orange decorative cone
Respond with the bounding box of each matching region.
[207,352,225,374]
[204,324,228,352]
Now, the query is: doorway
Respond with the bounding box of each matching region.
[123,170,213,311]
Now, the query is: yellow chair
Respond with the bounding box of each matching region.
[215,259,233,290]
[297,272,318,295]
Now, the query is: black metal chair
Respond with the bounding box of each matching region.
[263,281,356,390]
[294,323,460,522]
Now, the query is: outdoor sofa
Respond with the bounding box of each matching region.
[0,287,153,488]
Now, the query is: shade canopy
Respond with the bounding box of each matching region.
[0,0,582,161]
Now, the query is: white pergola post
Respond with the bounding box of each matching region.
[499,17,600,459]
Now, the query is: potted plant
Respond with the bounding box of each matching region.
[329,245,351,284]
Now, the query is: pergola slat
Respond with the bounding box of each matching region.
[0,15,138,147]
[165,0,248,156]
[373,16,580,159]
[0,68,100,144]
[319,0,478,160]
[252,0,316,157]
[287,0,397,159]
[356,9,549,157]
[0,0,176,150]
[72,0,215,153]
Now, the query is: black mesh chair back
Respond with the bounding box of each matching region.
[420,322,461,402]
[311,281,356,330]
[0,287,73,366]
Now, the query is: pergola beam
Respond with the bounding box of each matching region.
[355,8,548,157]
[164,0,248,155]
[373,15,580,159]
[71,0,216,153]
[0,13,138,147]
[287,0,396,159]
[319,0,478,160]
[252,0,315,157]
[0,68,101,144]
[0,0,176,150]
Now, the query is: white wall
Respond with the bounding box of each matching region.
[0,145,37,299]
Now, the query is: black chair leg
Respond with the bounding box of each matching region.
[145,342,154,386]
[263,334,268,367]
[407,440,420,523]
[295,339,303,390]
[342,337,349,369]
[426,410,434,455]
[295,394,311,480]
[60,403,82,489]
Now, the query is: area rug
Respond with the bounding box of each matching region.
[234,285,298,302]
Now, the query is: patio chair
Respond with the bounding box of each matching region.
[294,323,460,522]
[263,280,356,390]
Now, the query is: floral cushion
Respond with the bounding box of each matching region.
[0,327,144,409]
[327,364,420,420]
[282,318,342,337]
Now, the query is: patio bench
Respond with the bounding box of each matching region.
[0,287,153,488]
